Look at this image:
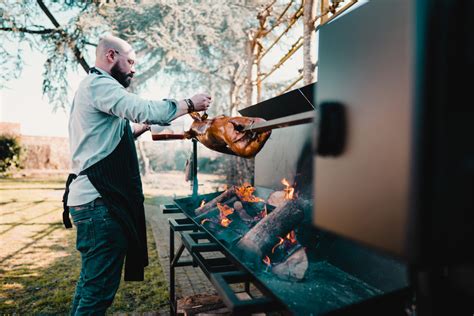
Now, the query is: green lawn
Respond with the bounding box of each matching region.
[0,178,169,314]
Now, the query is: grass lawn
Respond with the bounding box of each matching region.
[0,177,169,314]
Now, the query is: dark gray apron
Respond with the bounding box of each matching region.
[63,120,148,281]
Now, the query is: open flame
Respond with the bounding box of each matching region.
[217,203,234,227]
[236,182,265,203]
[217,203,234,217]
[281,178,295,200]
[220,217,232,227]
[200,200,206,207]
[271,237,285,254]
[286,230,297,244]
[271,231,297,254]
[263,255,271,267]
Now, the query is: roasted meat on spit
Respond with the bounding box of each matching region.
[184,112,271,158]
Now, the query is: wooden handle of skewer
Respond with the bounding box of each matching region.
[151,134,186,141]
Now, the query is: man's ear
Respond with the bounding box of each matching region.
[106,49,116,63]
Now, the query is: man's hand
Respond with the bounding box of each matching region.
[133,123,150,138]
[174,93,212,120]
[190,93,212,112]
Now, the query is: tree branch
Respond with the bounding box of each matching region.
[36,0,90,73]
[0,27,57,34]
[36,0,60,28]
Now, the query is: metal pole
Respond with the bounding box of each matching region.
[192,139,198,198]
[169,226,176,315]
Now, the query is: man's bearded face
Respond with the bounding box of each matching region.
[110,62,133,88]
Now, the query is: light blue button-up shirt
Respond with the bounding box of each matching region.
[67,67,177,206]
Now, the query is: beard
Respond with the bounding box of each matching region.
[110,63,133,88]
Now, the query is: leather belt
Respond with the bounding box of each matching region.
[71,197,106,210]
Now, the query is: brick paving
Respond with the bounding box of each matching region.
[144,203,217,300]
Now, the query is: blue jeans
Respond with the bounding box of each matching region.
[69,200,128,316]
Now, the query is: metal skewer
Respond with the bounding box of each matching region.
[242,110,315,133]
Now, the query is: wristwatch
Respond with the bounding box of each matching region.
[185,99,195,113]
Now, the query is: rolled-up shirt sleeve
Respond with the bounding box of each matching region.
[90,76,177,125]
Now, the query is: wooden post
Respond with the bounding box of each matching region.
[320,0,330,24]
[256,49,262,103]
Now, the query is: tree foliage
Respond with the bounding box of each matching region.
[1,0,268,113]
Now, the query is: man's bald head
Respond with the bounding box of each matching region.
[95,35,136,88]
[96,35,133,60]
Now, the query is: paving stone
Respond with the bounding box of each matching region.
[144,203,216,300]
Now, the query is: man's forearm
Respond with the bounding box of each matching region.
[172,100,190,120]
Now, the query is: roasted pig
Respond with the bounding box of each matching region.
[184,113,271,158]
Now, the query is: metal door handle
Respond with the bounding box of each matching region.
[316,101,347,156]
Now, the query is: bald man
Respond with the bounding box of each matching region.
[63,35,211,315]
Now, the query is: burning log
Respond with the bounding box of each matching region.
[195,187,236,215]
[272,247,308,281]
[233,200,254,221]
[195,197,238,219]
[237,199,305,259]
[267,190,286,208]
[268,178,297,208]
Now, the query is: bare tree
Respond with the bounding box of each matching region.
[303,0,317,84]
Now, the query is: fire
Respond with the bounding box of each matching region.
[271,237,285,254]
[281,178,295,200]
[221,217,232,227]
[217,203,234,227]
[271,231,297,253]
[236,182,264,203]
[200,200,206,207]
[263,255,271,267]
[217,203,234,217]
[286,230,297,244]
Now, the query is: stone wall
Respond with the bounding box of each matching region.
[0,122,71,170]
[0,122,21,136]
[20,135,70,170]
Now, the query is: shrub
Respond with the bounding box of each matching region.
[0,134,22,175]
